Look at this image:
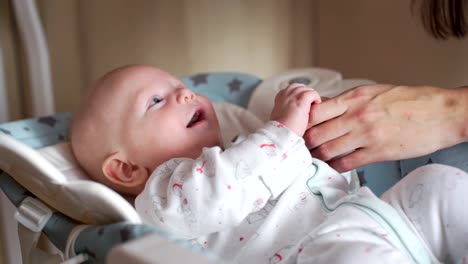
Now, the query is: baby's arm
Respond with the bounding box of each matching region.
[270,83,321,137]
[135,85,319,239]
[135,122,311,239]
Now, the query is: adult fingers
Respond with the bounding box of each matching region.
[310,132,363,162]
[309,83,395,127]
[327,148,377,172]
[304,118,349,149]
[308,98,347,127]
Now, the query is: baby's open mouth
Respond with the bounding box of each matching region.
[187,110,204,128]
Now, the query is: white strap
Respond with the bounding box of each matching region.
[18,225,63,264]
[15,197,60,264]
[17,224,40,264]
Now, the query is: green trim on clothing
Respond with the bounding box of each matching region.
[306,159,439,264]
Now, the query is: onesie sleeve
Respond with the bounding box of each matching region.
[135,121,312,239]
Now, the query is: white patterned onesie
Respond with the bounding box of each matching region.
[135,121,468,263]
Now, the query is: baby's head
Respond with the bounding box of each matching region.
[71,65,221,195]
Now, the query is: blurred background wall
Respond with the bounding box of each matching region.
[2,0,468,261]
[2,0,468,119]
[317,1,468,88]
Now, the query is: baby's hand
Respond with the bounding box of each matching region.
[270,83,321,136]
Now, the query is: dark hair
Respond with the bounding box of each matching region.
[412,0,468,39]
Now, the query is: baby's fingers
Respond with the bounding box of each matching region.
[293,87,321,106]
[280,83,307,96]
[287,82,307,90]
[307,89,322,104]
[275,83,307,102]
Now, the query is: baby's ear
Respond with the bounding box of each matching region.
[102,153,149,188]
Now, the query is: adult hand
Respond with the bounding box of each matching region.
[304,84,468,172]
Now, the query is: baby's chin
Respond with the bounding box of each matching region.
[209,129,223,149]
[215,136,224,150]
[148,131,223,171]
[189,137,223,158]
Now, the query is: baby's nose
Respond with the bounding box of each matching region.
[176,88,196,104]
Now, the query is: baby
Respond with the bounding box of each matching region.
[71,65,468,263]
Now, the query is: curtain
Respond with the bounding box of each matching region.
[2,0,317,120]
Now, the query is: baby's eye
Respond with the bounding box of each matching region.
[148,96,164,108]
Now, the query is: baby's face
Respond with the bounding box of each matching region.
[107,67,221,172]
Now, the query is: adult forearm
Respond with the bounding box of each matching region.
[451,86,468,142]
